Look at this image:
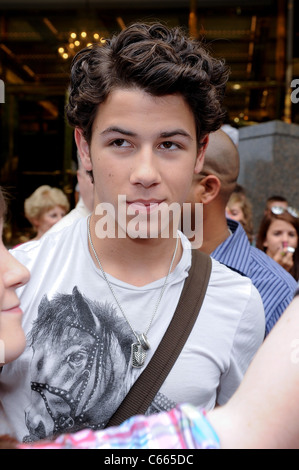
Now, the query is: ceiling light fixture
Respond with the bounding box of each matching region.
[58,30,107,60]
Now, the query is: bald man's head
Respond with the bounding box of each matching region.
[199,129,240,203]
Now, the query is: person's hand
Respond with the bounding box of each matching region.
[272,245,294,273]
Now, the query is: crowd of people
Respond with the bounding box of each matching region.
[0,21,299,450]
[225,189,299,282]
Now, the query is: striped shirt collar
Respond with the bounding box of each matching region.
[211,218,252,276]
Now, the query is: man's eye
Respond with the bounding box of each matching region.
[112,139,130,147]
[160,141,177,150]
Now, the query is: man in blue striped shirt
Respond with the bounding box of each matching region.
[185,129,297,336]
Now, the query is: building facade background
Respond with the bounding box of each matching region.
[0,0,298,238]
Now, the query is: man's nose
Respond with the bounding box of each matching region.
[129,148,161,188]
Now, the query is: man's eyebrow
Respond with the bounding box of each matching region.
[100,127,193,140]
[100,126,137,137]
[160,129,193,140]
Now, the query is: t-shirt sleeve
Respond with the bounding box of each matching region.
[216,283,265,405]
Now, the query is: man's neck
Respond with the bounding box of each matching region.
[199,210,230,255]
[88,214,183,286]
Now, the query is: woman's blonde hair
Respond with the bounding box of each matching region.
[24,185,70,223]
[227,191,254,243]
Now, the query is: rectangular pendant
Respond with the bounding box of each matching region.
[131,342,147,368]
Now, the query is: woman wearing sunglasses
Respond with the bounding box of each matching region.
[256,206,299,281]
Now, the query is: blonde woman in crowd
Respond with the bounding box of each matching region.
[226,190,254,243]
[24,185,70,241]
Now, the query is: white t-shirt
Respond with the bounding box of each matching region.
[0,217,265,442]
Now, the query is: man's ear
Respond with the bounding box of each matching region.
[196,175,221,205]
[75,128,92,172]
[194,135,209,174]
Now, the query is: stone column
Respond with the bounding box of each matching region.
[238,119,299,231]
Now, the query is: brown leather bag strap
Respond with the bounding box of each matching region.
[106,249,212,428]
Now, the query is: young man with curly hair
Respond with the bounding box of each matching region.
[0,23,264,442]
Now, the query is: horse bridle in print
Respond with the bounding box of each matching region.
[31,321,106,435]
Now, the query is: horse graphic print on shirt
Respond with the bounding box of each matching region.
[22,287,176,442]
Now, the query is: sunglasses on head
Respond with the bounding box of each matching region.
[271,206,299,218]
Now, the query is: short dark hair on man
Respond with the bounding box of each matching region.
[66,22,230,146]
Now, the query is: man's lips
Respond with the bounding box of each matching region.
[127,200,164,214]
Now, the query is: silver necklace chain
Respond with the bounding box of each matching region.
[87,215,179,368]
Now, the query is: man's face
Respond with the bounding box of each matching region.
[76,88,205,238]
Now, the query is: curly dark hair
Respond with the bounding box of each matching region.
[66,22,230,146]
